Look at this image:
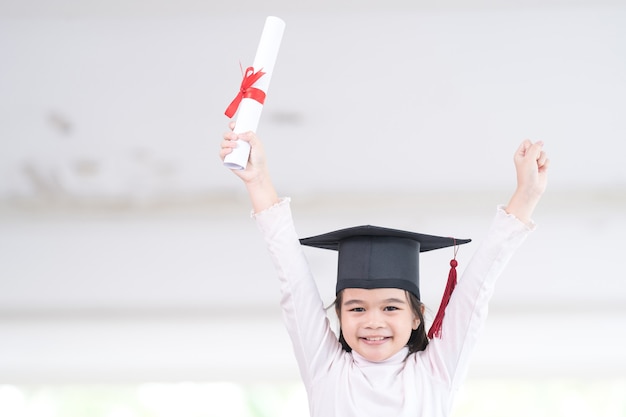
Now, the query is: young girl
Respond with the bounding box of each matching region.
[219,126,549,417]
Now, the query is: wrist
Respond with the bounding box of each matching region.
[244,170,272,192]
[505,187,541,225]
[245,172,279,214]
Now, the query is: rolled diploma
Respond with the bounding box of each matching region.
[224,16,286,170]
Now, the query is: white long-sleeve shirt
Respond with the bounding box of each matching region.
[254,198,533,417]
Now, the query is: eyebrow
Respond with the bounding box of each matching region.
[343,297,407,307]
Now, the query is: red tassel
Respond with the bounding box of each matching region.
[428,243,459,339]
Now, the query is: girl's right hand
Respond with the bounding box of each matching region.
[220,123,279,213]
[220,122,270,186]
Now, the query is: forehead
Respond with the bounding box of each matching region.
[342,287,408,303]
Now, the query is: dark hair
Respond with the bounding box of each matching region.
[333,289,429,356]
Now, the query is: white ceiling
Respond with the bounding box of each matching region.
[1,3,625,202]
[2,0,625,17]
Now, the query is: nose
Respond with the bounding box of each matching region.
[364,310,385,329]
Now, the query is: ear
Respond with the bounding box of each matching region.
[412,304,425,330]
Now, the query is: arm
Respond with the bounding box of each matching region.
[422,140,549,387]
[220,126,341,385]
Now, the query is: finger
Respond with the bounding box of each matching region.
[236,131,256,144]
[229,121,236,131]
[515,139,532,158]
[221,138,236,148]
[519,140,543,160]
[529,141,544,161]
[537,150,547,164]
[219,147,233,159]
[223,130,237,141]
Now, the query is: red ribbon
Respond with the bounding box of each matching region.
[224,66,266,118]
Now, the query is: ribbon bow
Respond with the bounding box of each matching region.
[224,66,266,118]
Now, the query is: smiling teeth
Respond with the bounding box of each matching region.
[365,337,385,341]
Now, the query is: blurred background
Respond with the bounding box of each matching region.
[1,0,625,416]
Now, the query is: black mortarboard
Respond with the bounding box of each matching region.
[299,225,471,338]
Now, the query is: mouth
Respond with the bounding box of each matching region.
[360,336,390,344]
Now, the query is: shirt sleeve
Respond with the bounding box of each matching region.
[254,198,343,386]
[420,206,534,389]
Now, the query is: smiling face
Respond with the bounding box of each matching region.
[338,287,420,362]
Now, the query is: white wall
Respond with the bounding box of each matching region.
[1,192,625,383]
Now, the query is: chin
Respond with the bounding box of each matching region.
[356,348,396,363]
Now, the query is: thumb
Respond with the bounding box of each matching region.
[514,139,532,160]
[236,131,260,153]
[515,139,544,162]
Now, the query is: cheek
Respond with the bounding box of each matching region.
[339,316,355,331]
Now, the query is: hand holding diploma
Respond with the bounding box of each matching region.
[223,16,286,170]
[221,124,279,214]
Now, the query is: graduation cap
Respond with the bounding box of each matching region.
[299,225,471,339]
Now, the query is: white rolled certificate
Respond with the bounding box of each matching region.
[224,16,286,170]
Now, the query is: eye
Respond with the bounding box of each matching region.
[383,306,400,311]
[348,307,365,312]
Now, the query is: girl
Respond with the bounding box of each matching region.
[219,126,549,417]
